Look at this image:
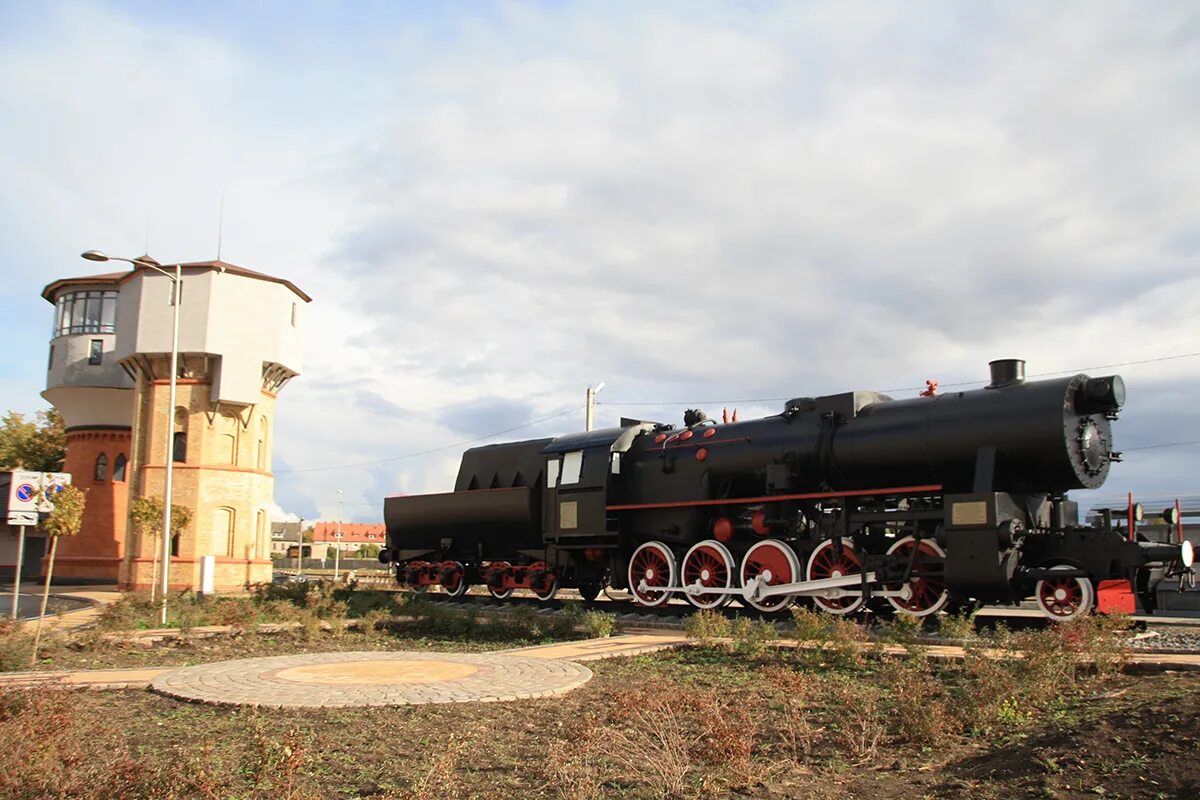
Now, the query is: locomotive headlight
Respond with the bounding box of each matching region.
[1182,540,1195,569]
[1077,375,1126,414]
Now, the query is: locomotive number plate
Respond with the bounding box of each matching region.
[560,501,578,529]
[951,501,989,526]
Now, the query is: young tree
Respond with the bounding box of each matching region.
[128,495,193,602]
[30,483,87,666]
[0,409,66,472]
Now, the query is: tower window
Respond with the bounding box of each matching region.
[48,345,55,371]
[173,407,188,463]
[94,453,108,481]
[88,339,103,365]
[113,454,127,482]
[54,290,118,336]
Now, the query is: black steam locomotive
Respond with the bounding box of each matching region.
[380,360,1193,621]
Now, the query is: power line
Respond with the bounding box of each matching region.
[1123,440,1200,452]
[276,405,583,474]
[598,350,1200,407]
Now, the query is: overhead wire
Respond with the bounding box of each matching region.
[596,350,1200,407]
[275,349,1198,475]
[275,405,583,474]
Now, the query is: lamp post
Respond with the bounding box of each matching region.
[82,250,180,626]
[334,489,342,582]
[585,381,605,432]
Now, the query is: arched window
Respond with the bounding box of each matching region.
[256,510,267,559]
[213,507,236,557]
[256,415,268,470]
[172,407,188,463]
[112,454,127,482]
[94,453,108,481]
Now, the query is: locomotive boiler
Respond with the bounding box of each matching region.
[380,359,1193,621]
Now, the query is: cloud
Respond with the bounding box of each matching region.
[2,2,1197,521]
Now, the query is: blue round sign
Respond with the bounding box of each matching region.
[15,484,35,502]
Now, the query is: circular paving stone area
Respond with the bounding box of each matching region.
[151,651,593,708]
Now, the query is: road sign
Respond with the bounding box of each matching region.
[6,511,37,526]
[7,469,73,519]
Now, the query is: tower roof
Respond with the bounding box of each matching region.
[42,259,312,303]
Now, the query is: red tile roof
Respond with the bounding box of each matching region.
[311,522,386,543]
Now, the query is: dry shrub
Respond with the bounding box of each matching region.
[784,608,870,667]
[591,679,756,796]
[788,605,825,643]
[761,666,824,762]
[0,620,33,671]
[684,608,730,646]
[816,614,869,669]
[209,597,260,630]
[0,688,323,800]
[876,613,926,655]
[407,735,468,800]
[542,729,606,800]
[879,657,949,745]
[729,617,779,659]
[95,591,159,631]
[354,607,394,639]
[936,611,976,641]
[824,675,886,761]
[954,637,1023,733]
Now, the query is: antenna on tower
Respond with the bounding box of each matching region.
[216,189,226,261]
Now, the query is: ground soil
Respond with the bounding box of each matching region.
[2,642,1197,800]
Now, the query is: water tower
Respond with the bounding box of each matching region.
[42,258,309,590]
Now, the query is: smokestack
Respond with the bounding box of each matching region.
[988,359,1026,388]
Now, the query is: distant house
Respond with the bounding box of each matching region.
[270,521,303,556]
[311,522,386,553]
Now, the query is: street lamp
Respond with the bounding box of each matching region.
[334,489,343,582]
[82,249,181,626]
[585,381,605,432]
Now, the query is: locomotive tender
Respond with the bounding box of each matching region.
[381,359,1193,621]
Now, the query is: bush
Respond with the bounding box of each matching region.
[879,657,948,745]
[824,674,886,761]
[729,617,779,658]
[788,605,825,643]
[684,609,730,645]
[761,666,823,762]
[581,610,617,639]
[590,678,757,795]
[0,622,32,672]
[937,612,976,641]
[876,613,925,653]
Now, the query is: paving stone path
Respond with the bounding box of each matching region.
[150,650,595,708]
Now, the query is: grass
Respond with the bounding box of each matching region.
[2,585,602,673]
[1,642,1195,800]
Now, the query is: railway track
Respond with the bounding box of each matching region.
[314,572,1200,651]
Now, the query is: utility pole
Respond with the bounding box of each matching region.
[296,517,304,577]
[334,489,342,582]
[585,381,605,432]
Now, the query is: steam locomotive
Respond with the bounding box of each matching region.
[380,360,1194,621]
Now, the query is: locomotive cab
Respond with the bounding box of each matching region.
[541,423,656,546]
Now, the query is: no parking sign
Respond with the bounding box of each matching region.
[7,469,72,525]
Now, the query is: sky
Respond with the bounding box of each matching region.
[1,1,1197,522]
